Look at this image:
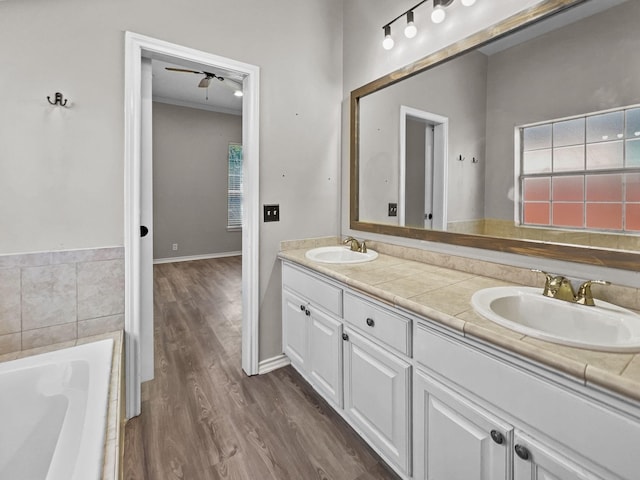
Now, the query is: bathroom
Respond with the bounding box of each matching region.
[1,0,639,479]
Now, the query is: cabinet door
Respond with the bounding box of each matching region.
[343,328,411,475]
[282,290,308,371]
[413,367,512,480]
[308,307,343,407]
[513,432,606,480]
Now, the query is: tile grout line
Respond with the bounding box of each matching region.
[20,266,23,351]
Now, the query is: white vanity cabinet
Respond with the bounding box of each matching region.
[282,263,343,407]
[282,289,310,371]
[413,367,512,480]
[413,321,640,480]
[343,327,412,475]
[282,263,413,477]
[342,291,413,476]
[281,259,640,480]
[512,431,606,480]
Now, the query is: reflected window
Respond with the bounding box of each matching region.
[227,143,243,230]
[519,106,640,232]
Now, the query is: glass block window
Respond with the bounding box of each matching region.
[519,106,640,232]
[227,143,243,229]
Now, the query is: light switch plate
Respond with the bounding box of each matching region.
[264,204,280,222]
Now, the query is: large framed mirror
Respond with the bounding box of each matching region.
[350,0,640,271]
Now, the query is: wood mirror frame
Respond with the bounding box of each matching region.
[350,0,639,271]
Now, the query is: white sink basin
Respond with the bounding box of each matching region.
[305,246,378,264]
[471,286,640,352]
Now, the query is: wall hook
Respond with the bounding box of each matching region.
[47,92,69,107]
[458,154,465,162]
[472,157,479,163]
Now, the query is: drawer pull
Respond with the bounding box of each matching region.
[342,333,349,341]
[515,444,530,461]
[305,309,311,316]
[366,318,375,327]
[490,430,504,445]
[300,304,306,311]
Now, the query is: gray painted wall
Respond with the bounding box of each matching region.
[152,102,242,260]
[358,51,488,225]
[484,0,640,220]
[405,119,426,228]
[0,0,343,362]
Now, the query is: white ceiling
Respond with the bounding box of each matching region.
[152,59,244,115]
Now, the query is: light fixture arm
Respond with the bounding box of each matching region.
[382,0,429,31]
[381,0,475,49]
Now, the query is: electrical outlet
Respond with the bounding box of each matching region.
[172,243,178,251]
[264,204,280,222]
[388,203,398,217]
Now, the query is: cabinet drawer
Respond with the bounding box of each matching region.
[344,292,411,356]
[282,263,342,316]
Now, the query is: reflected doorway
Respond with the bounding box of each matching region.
[399,106,449,230]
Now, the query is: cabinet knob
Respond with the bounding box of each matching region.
[366,318,375,327]
[342,333,349,341]
[490,430,504,445]
[515,444,530,461]
[305,309,311,316]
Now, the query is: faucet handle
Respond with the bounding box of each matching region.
[359,241,367,253]
[531,269,554,295]
[576,280,611,306]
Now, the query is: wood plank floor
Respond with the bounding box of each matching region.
[123,257,400,480]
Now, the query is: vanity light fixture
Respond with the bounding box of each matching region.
[382,25,395,50]
[431,0,453,24]
[404,11,418,38]
[381,0,475,50]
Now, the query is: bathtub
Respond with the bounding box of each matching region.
[0,338,114,480]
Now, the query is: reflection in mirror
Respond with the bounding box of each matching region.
[356,0,640,253]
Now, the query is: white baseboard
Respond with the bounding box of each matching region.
[153,251,241,264]
[258,354,290,374]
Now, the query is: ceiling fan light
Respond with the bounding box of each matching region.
[198,77,211,88]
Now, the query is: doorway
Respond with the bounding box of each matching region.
[399,106,448,231]
[124,32,260,419]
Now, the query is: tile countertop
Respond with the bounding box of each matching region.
[278,248,640,404]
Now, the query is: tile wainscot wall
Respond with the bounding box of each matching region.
[0,247,124,354]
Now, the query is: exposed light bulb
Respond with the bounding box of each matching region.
[617,133,623,139]
[431,6,446,24]
[461,0,476,6]
[382,25,394,50]
[234,90,243,97]
[404,11,417,39]
[405,23,417,38]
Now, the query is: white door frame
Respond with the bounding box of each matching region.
[124,32,260,418]
[398,105,448,230]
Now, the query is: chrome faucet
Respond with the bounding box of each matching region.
[343,236,367,253]
[532,269,610,305]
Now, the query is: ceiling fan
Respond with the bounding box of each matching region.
[165,67,225,88]
[164,67,243,99]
